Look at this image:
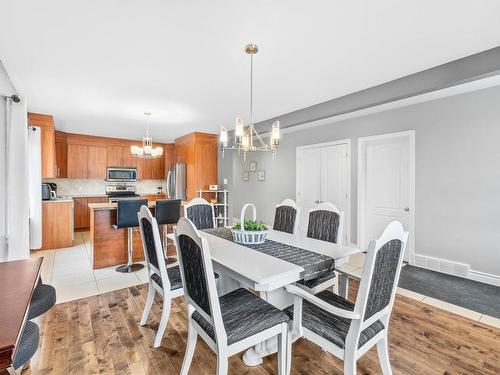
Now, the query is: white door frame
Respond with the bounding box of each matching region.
[357,130,415,264]
[296,139,351,245]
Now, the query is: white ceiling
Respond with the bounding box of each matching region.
[1,0,500,142]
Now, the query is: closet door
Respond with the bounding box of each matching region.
[320,143,349,244]
[296,147,321,232]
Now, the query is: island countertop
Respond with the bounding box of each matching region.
[88,200,187,211]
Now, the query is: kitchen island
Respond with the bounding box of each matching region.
[89,201,182,269]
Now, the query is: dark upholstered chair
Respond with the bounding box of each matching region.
[184,198,215,230]
[272,199,300,234]
[155,199,182,264]
[174,217,289,375]
[113,199,148,273]
[299,201,345,294]
[27,280,56,320]
[285,221,409,375]
[138,206,184,348]
[11,321,39,372]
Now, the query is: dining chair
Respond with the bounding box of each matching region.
[174,217,290,375]
[273,199,300,234]
[138,205,184,348]
[9,321,39,374]
[184,197,216,230]
[284,221,409,375]
[299,201,344,294]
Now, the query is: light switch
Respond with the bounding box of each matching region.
[223,178,228,185]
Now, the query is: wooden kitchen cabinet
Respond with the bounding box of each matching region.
[74,196,108,230]
[87,146,107,179]
[67,144,107,179]
[153,156,165,179]
[73,197,88,230]
[55,131,68,178]
[174,132,218,200]
[67,144,88,179]
[39,200,73,250]
[107,145,124,167]
[28,113,56,178]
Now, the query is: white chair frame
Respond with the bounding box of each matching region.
[285,221,409,375]
[138,206,184,348]
[301,201,345,294]
[274,198,301,235]
[184,197,216,229]
[175,218,288,375]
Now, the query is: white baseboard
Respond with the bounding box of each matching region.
[412,252,500,287]
[469,269,500,287]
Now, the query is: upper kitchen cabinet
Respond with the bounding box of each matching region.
[87,146,107,179]
[67,134,107,179]
[174,132,218,200]
[55,131,67,178]
[106,144,124,167]
[27,113,56,178]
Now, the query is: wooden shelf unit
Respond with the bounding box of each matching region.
[197,189,229,227]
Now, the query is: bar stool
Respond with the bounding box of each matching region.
[11,321,39,372]
[27,279,56,320]
[113,199,148,273]
[155,199,182,265]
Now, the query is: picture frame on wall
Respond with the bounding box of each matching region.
[243,171,250,181]
[257,170,265,181]
[249,161,257,172]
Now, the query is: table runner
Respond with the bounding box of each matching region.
[203,227,335,281]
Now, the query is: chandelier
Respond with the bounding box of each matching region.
[131,112,163,159]
[220,44,280,161]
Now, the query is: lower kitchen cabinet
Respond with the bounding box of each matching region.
[74,196,108,230]
[39,200,74,250]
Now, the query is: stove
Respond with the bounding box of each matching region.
[105,185,139,203]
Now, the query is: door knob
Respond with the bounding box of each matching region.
[403,207,410,212]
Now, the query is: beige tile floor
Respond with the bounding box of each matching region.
[30,233,499,329]
[30,231,178,304]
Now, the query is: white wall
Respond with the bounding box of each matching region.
[219,85,500,278]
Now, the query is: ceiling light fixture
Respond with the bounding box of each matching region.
[220,44,280,161]
[131,112,163,159]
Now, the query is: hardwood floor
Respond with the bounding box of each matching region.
[26,281,499,375]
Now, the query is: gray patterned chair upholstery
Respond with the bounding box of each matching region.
[28,280,56,320]
[285,221,409,375]
[175,217,290,375]
[184,198,215,230]
[273,205,298,234]
[300,202,344,294]
[12,321,39,370]
[307,209,340,243]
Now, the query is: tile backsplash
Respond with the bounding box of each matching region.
[43,178,167,196]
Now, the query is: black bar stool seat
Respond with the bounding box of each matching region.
[113,199,148,273]
[155,199,182,264]
[12,321,39,371]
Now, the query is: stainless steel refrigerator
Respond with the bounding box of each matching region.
[166,163,186,200]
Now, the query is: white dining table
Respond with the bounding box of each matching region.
[168,228,361,366]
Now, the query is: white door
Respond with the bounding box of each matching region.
[297,147,321,230]
[359,132,414,260]
[297,142,350,244]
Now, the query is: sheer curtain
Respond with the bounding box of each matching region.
[0,62,30,261]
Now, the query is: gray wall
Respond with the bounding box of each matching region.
[219,85,500,276]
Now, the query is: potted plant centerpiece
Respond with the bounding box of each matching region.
[231,203,268,244]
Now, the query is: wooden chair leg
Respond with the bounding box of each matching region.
[154,296,171,348]
[180,320,198,375]
[140,284,155,326]
[377,336,393,375]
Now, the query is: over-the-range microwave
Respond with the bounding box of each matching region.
[106,167,137,182]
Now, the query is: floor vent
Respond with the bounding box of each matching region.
[412,254,470,278]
